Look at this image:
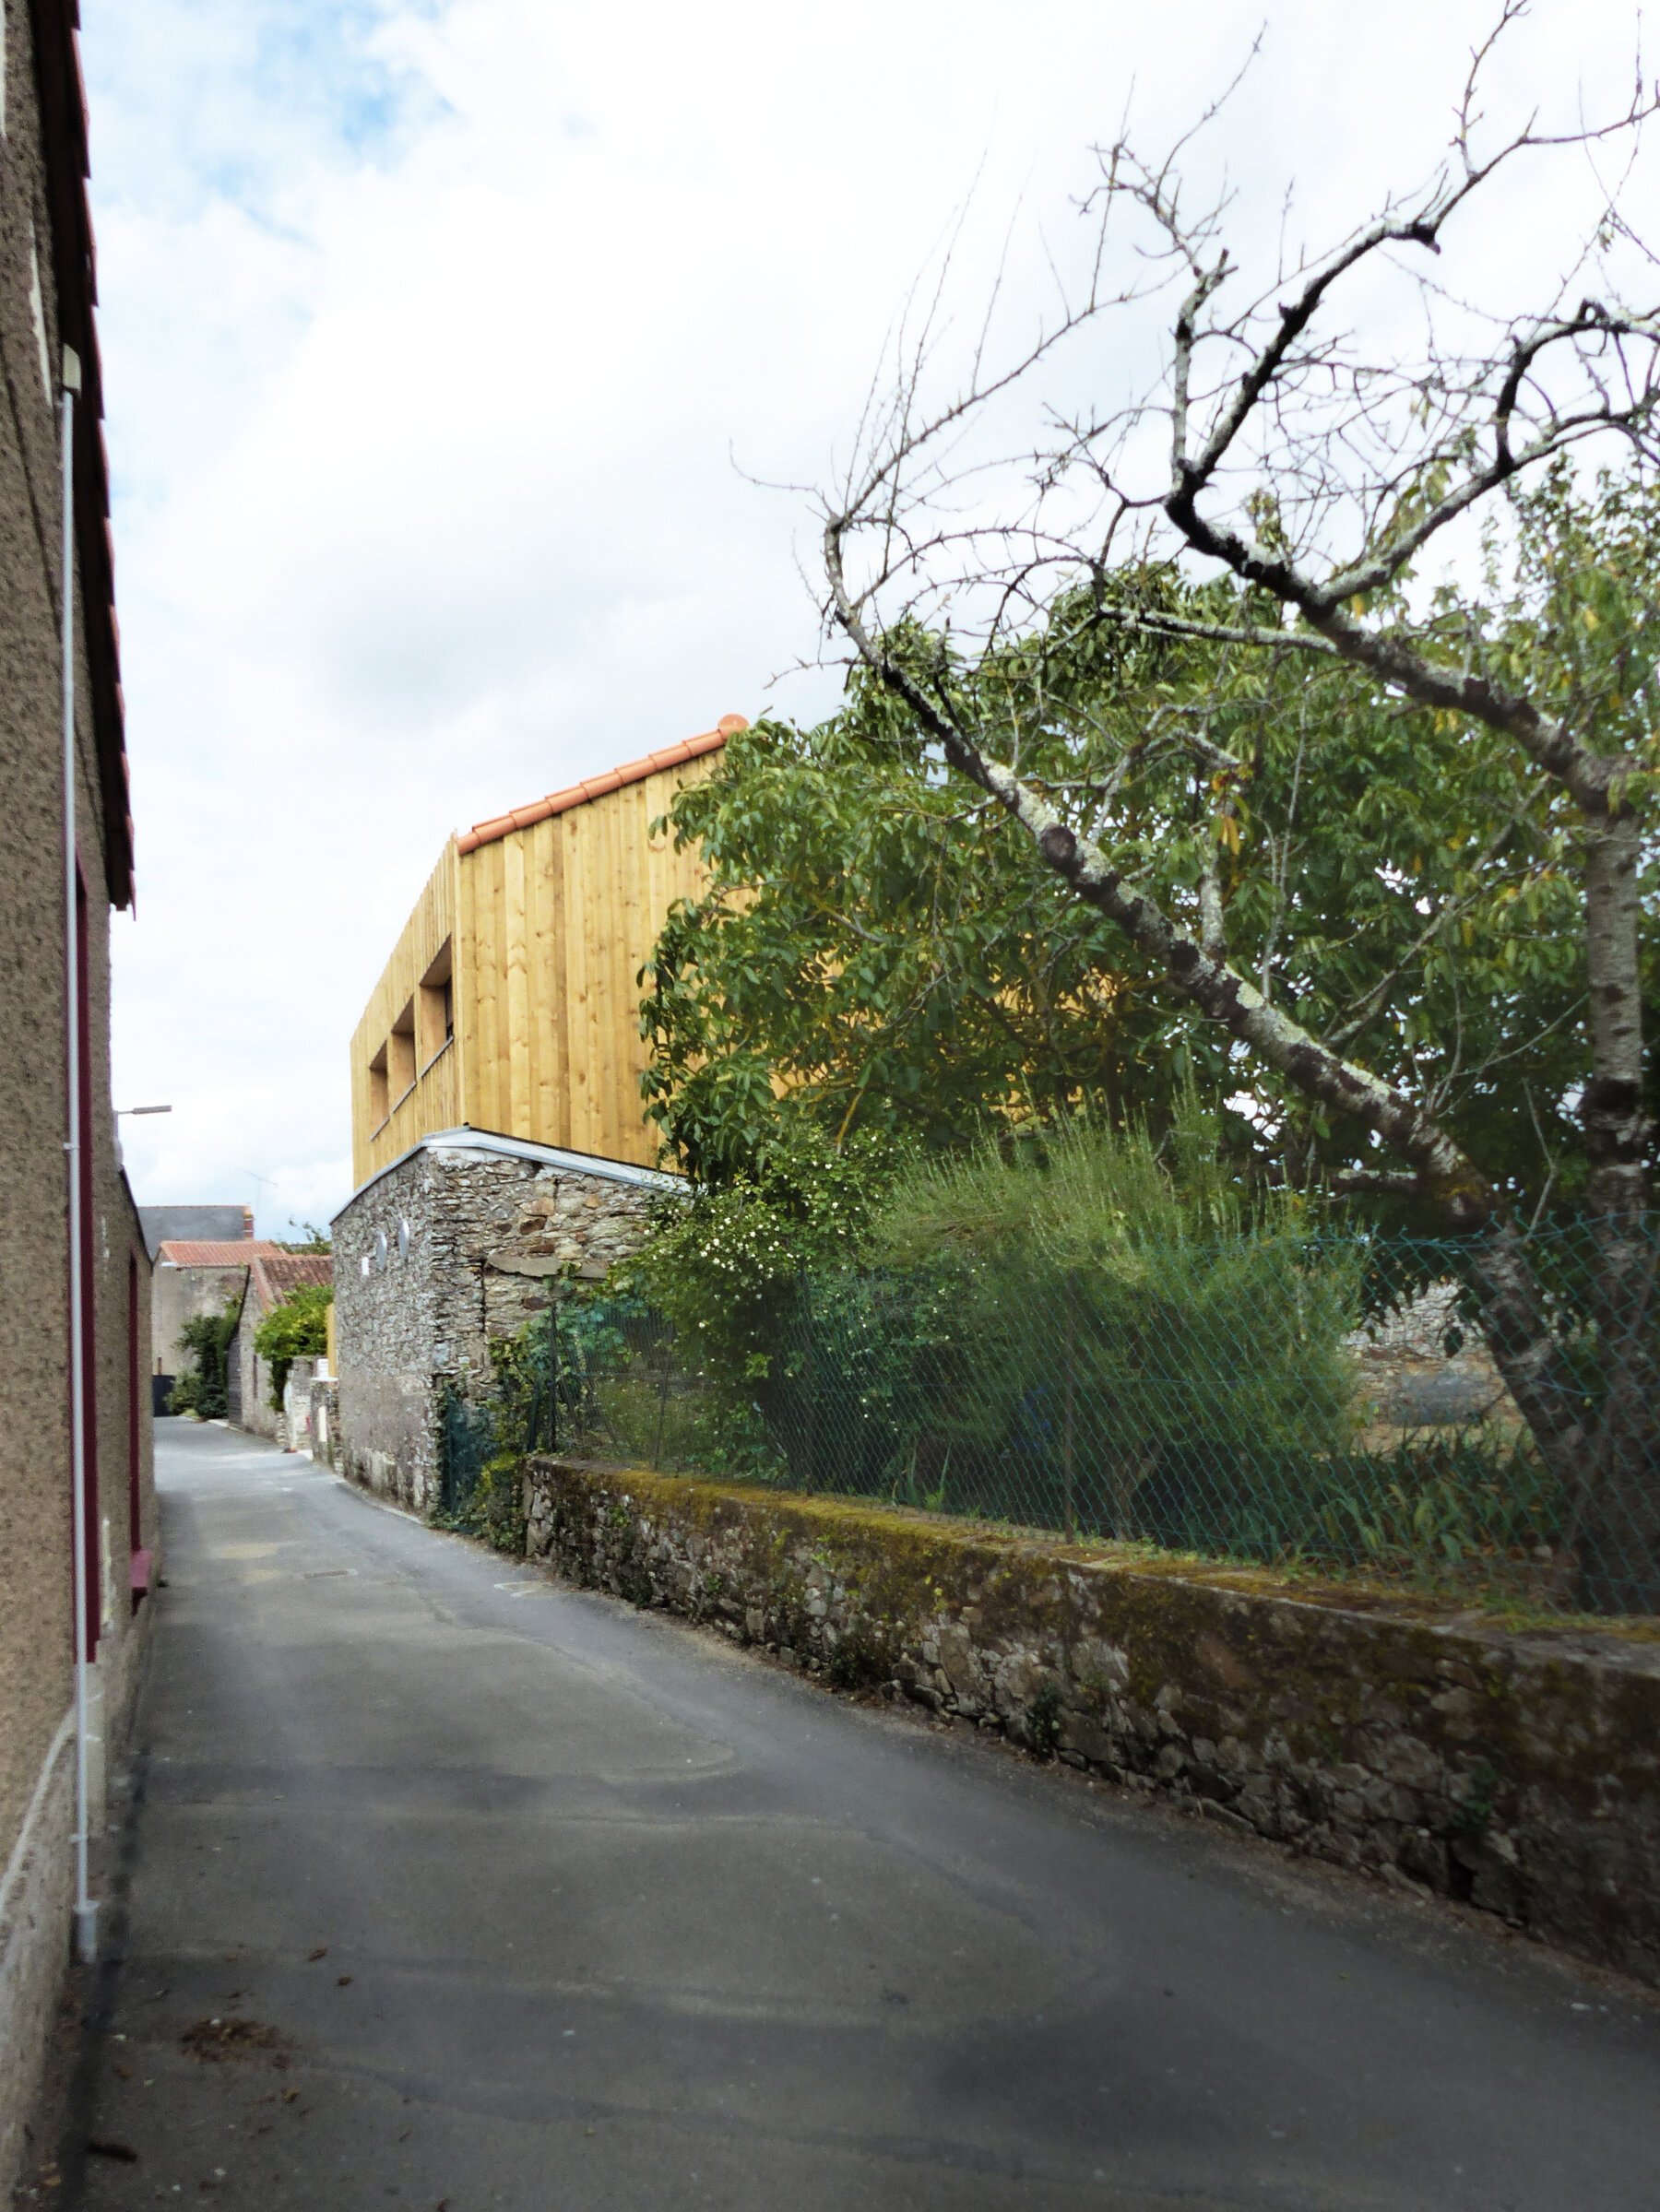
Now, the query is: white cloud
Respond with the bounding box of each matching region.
[89,0,1646,1233]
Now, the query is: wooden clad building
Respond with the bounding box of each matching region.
[349,716,744,1190]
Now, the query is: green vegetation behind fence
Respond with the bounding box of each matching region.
[463,1219,1659,1619]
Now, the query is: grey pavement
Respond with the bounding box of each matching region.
[53,1419,1660,2210]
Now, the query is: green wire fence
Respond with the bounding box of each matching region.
[476,1220,1660,1617]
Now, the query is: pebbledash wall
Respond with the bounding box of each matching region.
[331,1130,677,1513]
[526,1461,1660,1990]
[0,4,156,2195]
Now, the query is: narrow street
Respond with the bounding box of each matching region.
[53,1421,1658,2211]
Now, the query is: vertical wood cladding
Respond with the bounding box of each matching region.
[350,748,721,1189]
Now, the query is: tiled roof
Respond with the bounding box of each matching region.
[36,2,132,906]
[157,1239,284,1267]
[456,716,747,856]
[249,1253,333,1313]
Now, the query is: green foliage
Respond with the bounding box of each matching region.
[620,1124,904,1390]
[1025,1678,1064,1758]
[168,1300,240,1419]
[641,677,1200,1183]
[253,1283,333,1412]
[642,480,1660,1217]
[278,1223,332,1254]
[865,1093,1251,1269]
[440,1449,528,1553]
[838,1116,1359,1532]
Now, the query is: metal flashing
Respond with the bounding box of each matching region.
[331,1127,685,1222]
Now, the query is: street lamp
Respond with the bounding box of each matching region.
[116,1105,172,1117]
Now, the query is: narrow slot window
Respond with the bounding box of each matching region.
[419,939,454,1069]
[389,999,417,1102]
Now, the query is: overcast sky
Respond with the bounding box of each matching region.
[88,0,1644,1237]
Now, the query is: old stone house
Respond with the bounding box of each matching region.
[0,5,156,2194]
[225,1250,334,1446]
[330,724,736,1508]
[150,1236,282,1404]
[333,1131,672,1512]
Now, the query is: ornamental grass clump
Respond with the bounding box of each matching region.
[855,1110,1360,1545]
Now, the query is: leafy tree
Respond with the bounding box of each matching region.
[279,1223,332,1254]
[622,1124,900,1389]
[644,696,1179,1178]
[254,1283,333,1412]
[647,569,1618,1212]
[817,26,1660,1604]
[168,1299,240,1420]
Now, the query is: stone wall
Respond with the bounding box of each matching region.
[333,1137,670,1514]
[525,1458,1660,1989]
[152,1260,250,1390]
[307,1377,340,1469]
[1349,1281,1518,1433]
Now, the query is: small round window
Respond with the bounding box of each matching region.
[374,1229,388,1270]
[397,1219,411,1262]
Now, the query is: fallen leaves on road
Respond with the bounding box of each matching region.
[87,2142,139,2163]
[180,2017,290,2067]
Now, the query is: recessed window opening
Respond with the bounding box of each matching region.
[419,939,454,1069]
[368,1043,389,1130]
[389,998,417,1103]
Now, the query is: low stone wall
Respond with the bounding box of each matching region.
[525,1457,1660,1988]
[308,1377,340,1469]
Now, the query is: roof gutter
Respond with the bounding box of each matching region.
[333,1127,686,1223]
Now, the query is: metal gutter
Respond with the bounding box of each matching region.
[332,1128,686,1224]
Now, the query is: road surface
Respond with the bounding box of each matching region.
[50,1418,1660,2209]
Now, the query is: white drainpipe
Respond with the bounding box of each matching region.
[61,343,97,1964]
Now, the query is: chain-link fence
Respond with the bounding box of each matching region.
[504,1220,1660,1617]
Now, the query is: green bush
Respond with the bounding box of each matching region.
[254,1283,333,1412]
[168,1300,240,1419]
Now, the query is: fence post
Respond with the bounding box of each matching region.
[1063,1274,1077,1542]
[547,1304,560,1456]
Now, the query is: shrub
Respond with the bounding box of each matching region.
[169,1300,240,1419]
[254,1283,333,1412]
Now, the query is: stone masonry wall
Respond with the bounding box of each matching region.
[334,1141,665,1514]
[526,1458,1660,1989]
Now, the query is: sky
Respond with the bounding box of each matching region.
[88,0,1648,1237]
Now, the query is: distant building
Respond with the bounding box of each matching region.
[333,1131,672,1512]
[331,721,733,1508]
[149,1238,284,1404]
[136,1203,254,1260]
[0,6,154,2194]
[226,1252,334,1445]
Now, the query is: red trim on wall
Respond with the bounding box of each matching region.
[127,1247,141,1552]
[76,859,100,1660]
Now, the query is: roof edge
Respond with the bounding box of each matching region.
[456,715,746,856]
[334,1127,685,1221]
[31,0,132,907]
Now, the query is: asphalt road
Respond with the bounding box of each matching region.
[51,1418,1659,2211]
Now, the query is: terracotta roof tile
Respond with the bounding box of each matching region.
[157,1239,284,1267]
[456,716,746,856]
[249,1252,334,1312]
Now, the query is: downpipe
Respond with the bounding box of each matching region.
[61,344,98,1965]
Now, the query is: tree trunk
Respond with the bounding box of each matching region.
[1562,808,1659,1611]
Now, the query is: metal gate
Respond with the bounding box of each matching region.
[437,1387,496,1516]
